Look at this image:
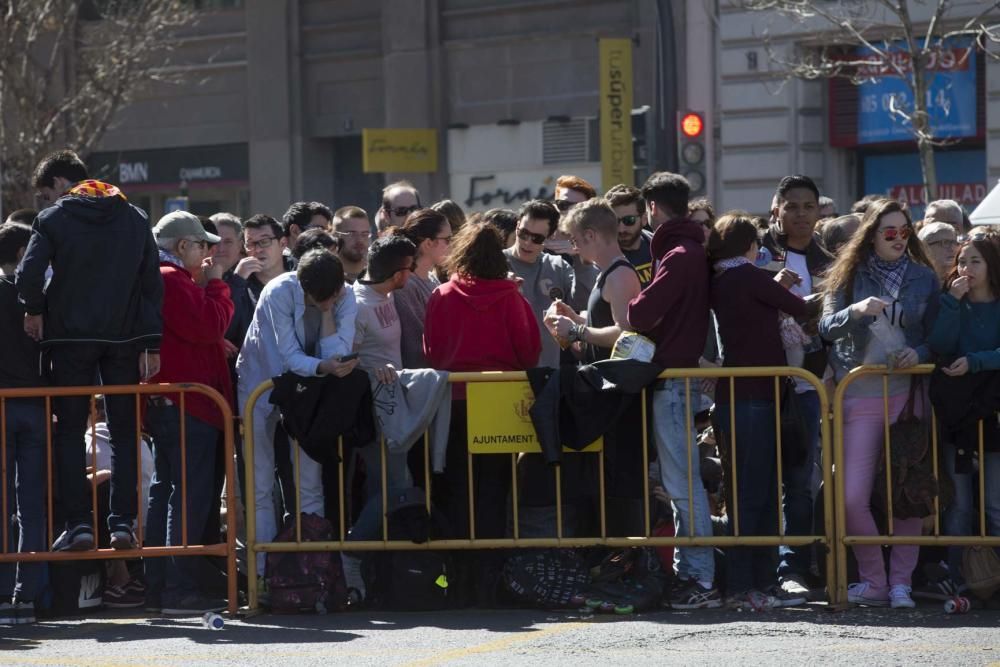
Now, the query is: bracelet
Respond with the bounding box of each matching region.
[569,323,587,343]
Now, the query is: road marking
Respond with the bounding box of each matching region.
[401,619,594,666]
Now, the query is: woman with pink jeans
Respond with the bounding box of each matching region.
[819,199,940,609]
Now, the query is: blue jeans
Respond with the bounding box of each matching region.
[716,400,779,594]
[653,380,714,584]
[144,404,219,601]
[777,390,820,580]
[941,440,1000,583]
[0,399,46,602]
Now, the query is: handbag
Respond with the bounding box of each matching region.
[961,546,1000,600]
[779,378,811,469]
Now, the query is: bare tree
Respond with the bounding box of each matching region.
[740,0,1000,202]
[0,0,196,215]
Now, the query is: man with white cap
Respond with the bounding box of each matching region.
[144,211,234,615]
[918,221,959,283]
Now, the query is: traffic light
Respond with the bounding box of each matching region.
[677,111,706,195]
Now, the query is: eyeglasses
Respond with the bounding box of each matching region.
[516,228,547,245]
[386,205,420,218]
[334,230,372,241]
[878,226,913,242]
[184,238,209,250]
[928,239,957,250]
[618,215,640,227]
[434,235,452,244]
[244,237,277,250]
[554,200,575,213]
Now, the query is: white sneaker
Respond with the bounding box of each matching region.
[889,584,916,609]
[847,582,889,607]
[780,575,811,598]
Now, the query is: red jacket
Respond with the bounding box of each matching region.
[627,219,710,369]
[150,262,234,430]
[424,276,540,373]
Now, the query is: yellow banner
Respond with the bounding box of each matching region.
[466,381,602,455]
[362,128,438,173]
[599,38,634,190]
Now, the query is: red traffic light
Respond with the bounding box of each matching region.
[680,112,704,138]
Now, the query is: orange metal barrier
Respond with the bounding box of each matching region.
[244,366,837,610]
[0,383,238,615]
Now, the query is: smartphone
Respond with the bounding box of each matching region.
[338,352,359,362]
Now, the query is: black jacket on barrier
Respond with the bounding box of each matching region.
[269,368,376,465]
[527,360,663,465]
[929,366,1000,473]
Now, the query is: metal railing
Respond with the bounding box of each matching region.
[0,383,238,615]
[243,366,837,609]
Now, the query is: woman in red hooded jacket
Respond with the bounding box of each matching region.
[424,223,540,372]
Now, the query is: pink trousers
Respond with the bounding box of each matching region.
[842,392,924,592]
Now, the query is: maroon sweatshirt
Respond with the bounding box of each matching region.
[711,262,807,402]
[627,219,709,369]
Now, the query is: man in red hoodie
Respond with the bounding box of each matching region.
[626,172,719,609]
[145,211,234,616]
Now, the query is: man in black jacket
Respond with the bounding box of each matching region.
[16,150,163,552]
[759,174,834,598]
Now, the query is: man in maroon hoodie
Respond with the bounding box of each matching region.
[627,172,719,609]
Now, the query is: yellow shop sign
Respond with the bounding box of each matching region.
[362,128,438,173]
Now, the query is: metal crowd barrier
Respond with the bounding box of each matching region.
[0,383,238,615]
[831,364,1000,606]
[243,366,837,610]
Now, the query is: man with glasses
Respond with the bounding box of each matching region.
[918,222,959,283]
[282,201,334,248]
[606,184,654,288]
[146,211,233,614]
[17,150,163,552]
[504,200,588,369]
[377,181,421,234]
[333,206,372,284]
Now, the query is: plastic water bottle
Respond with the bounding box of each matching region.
[202,612,225,630]
[943,596,970,614]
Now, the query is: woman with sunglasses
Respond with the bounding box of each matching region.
[388,208,452,368]
[819,198,939,609]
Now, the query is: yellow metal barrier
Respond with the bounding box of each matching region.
[243,365,837,610]
[832,364,1000,607]
[0,383,239,615]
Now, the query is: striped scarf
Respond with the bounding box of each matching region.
[867,253,909,300]
[67,180,127,200]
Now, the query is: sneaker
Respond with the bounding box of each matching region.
[847,582,889,607]
[912,577,966,601]
[889,584,916,609]
[762,584,808,608]
[52,524,95,552]
[779,575,811,598]
[0,601,36,625]
[162,595,227,616]
[104,584,144,609]
[669,580,722,609]
[109,527,137,550]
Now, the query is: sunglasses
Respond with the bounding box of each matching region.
[618,215,640,227]
[386,205,420,218]
[554,199,575,213]
[516,228,547,245]
[879,226,912,242]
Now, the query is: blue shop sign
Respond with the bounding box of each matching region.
[862,149,986,221]
[858,40,976,144]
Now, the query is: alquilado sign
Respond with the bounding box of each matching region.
[466,381,601,454]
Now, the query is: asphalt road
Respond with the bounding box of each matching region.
[3,604,999,666]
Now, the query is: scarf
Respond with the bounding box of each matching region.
[158,248,184,269]
[713,256,751,275]
[67,179,127,200]
[867,253,909,300]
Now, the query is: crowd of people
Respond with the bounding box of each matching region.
[0,148,997,624]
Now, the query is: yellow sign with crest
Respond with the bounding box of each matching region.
[466,381,602,454]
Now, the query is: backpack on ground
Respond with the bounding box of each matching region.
[266,512,346,613]
[365,489,455,611]
[502,548,591,609]
[582,547,666,614]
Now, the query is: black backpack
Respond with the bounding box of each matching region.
[365,502,454,611]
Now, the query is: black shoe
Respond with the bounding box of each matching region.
[668,580,722,609]
[109,527,137,550]
[52,524,95,552]
[162,595,227,616]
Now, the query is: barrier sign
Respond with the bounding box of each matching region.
[466,381,601,454]
[362,128,438,173]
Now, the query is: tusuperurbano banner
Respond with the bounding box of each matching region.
[599,38,634,191]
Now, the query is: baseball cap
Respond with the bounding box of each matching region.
[917,221,957,244]
[153,211,221,244]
